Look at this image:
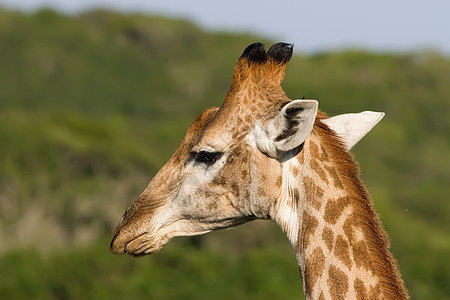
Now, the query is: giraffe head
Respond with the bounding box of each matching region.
[110,42,383,255]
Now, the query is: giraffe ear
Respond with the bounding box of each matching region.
[322,111,385,150]
[256,100,318,157]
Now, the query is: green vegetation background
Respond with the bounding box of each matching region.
[0,7,449,299]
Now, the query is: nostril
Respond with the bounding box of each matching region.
[120,204,138,223]
[111,202,153,255]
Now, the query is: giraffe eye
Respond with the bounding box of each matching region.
[194,150,223,165]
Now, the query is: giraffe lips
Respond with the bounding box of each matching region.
[110,231,166,256]
[128,234,166,256]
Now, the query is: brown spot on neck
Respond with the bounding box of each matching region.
[354,278,369,300]
[310,159,329,185]
[328,264,349,300]
[301,211,319,249]
[290,164,300,177]
[352,240,375,272]
[309,140,321,161]
[322,227,334,251]
[343,213,357,242]
[304,247,325,298]
[324,197,350,224]
[303,176,323,210]
[309,140,329,162]
[324,165,344,190]
[335,235,353,270]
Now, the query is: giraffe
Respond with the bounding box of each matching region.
[111,42,408,299]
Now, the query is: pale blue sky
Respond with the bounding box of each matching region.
[1,0,449,53]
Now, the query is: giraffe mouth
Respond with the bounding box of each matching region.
[126,234,167,256]
[111,232,167,256]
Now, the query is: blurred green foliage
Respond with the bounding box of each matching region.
[0,7,449,300]
[0,236,301,300]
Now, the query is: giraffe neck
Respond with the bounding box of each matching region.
[270,131,408,300]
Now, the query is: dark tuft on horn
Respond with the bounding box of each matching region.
[240,42,267,64]
[267,42,294,64]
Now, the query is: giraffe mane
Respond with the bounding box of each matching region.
[313,111,409,299]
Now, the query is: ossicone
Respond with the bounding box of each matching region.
[240,42,267,64]
[267,42,294,64]
[239,42,294,65]
[228,42,294,94]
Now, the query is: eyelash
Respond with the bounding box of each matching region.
[193,150,223,165]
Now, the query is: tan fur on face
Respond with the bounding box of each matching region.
[111,107,221,254]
